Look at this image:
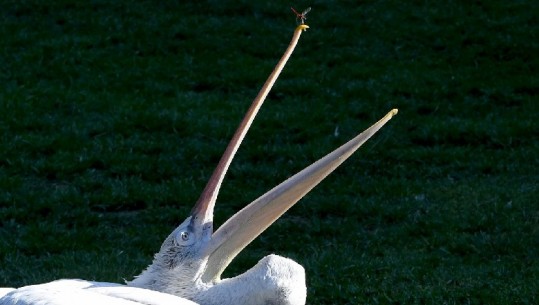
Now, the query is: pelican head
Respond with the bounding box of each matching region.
[128,181,308,305]
[128,24,398,305]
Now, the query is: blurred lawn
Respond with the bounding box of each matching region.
[0,1,537,304]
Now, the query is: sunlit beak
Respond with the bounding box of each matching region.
[200,109,398,283]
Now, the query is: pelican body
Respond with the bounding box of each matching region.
[1,23,397,305]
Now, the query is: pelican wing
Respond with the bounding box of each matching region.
[0,280,198,305]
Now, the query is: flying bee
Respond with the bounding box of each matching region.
[291,7,311,25]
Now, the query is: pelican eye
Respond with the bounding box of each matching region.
[173,218,196,246]
[175,229,195,246]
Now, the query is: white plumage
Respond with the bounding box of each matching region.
[1,255,304,305]
[1,280,198,305]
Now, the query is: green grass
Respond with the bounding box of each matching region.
[0,1,537,304]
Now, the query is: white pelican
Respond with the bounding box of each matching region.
[0,23,398,305]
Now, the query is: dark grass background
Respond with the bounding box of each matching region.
[0,1,538,304]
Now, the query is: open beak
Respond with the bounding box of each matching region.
[184,25,398,284]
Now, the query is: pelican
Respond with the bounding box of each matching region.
[0,22,398,305]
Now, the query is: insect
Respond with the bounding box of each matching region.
[291,7,311,25]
